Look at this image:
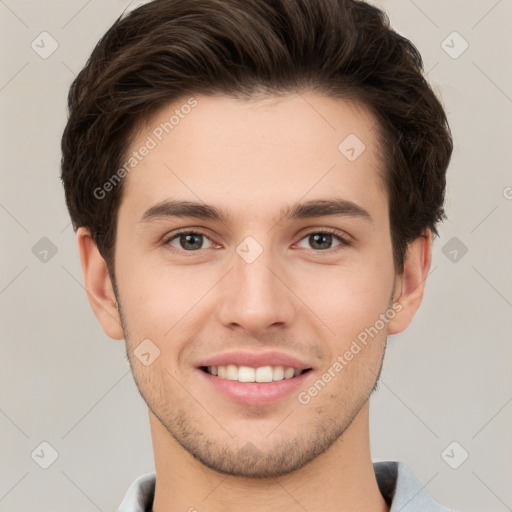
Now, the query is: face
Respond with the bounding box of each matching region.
[112,92,401,477]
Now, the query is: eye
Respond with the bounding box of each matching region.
[162,228,351,253]
[296,229,350,251]
[164,230,215,251]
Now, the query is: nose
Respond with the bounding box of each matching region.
[216,241,296,335]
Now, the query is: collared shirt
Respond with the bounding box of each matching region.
[118,460,454,512]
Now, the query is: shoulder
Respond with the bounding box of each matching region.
[117,472,156,512]
[374,460,455,512]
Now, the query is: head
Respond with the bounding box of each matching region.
[61,0,452,478]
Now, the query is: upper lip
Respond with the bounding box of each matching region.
[197,350,314,370]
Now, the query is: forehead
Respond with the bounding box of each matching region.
[118,92,387,225]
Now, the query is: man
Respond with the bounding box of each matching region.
[60,0,454,510]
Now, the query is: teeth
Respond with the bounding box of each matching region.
[206,364,305,383]
[238,366,255,382]
[272,365,284,381]
[226,364,238,380]
[284,367,295,379]
[255,366,273,382]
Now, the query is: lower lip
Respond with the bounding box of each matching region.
[197,369,312,405]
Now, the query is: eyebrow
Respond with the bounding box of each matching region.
[138,198,373,225]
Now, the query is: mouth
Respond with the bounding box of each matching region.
[200,364,313,383]
[198,365,313,405]
[196,351,315,405]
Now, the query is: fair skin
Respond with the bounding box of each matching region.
[77,92,431,512]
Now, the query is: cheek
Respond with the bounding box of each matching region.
[117,257,215,346]
[296,261,393,341]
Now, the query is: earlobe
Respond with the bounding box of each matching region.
[387,229,432,335]
[76,227,124,340]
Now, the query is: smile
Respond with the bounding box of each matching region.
[201,364,312,383]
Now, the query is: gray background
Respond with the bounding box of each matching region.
[1,0,511,511]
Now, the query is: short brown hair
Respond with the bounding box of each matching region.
[61,0,452,277]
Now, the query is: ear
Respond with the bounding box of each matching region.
[76,227,124,340]
[387,229,432,335]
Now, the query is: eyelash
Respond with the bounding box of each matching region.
[162,228,351,254]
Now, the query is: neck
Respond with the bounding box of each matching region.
[150,402,389,512]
